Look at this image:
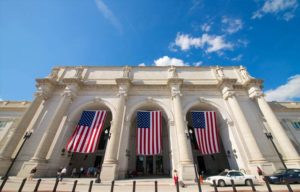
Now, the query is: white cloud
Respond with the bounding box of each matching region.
[95,0,122,32]
[252,0,298,21]
[201,23,211,32]
[231,54,243,62]
[193,61,203,66]
[174,33,233,53]
[154,56,187,66]
[138,63,146,66]
[222,16,243,34]
[265,75,300,101]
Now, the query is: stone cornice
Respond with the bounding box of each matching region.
[243,78,264,89]
[167,77,184,86]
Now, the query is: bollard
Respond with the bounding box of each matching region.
[88,180,93,192]
[72,180,78,192]
[0,176,8,192]
[196,176,202,192]
[248,179,256,192]
[133,180,136,192]
[52,178,59,192]
[230,179,237,192]
[18,178,27,192]
[285,182,293,192]
[110,180,115,192]
[155,180,158,192]
[212,180,218,192]
[176,180,180,192]
[33,179,42,192]
[264,179,272,192]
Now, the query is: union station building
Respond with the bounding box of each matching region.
[0,66,300,181]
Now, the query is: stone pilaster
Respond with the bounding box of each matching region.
[168,77,194,181]
[17,78,80,177]
[221,79,265,165]
[248,85,300,163]
[100,77,131,181]
[0,79,53,176]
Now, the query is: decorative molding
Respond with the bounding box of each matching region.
[35,78,57,100]
[169,120,175,126]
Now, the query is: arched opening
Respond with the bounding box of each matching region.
[186,103,231,176]
[66,105,112,178]
[126,105,171,178]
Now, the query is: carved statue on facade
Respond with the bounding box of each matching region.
[239,65,251,80]
[123,66,131,78]
[75,67,84,79]
[216,66,225,78]
[47,68,59,80]
[168,65,178,78]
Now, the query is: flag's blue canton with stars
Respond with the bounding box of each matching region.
[78,111,96,127]
[137,112,150,128]
[192,112,205,128]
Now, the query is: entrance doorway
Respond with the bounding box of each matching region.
[136,155,164,176]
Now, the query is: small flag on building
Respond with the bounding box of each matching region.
[191,111,220,155]
[66,110,107,153]
[136,111,162,155]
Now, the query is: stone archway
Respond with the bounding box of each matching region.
[118,99,173,179]
[184,99,240,176]
[53,100,114,178]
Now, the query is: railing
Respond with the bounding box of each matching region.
[0,177,297,192]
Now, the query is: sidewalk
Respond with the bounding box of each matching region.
[1,177,300,192]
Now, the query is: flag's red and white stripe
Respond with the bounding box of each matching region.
[66,111,107,153]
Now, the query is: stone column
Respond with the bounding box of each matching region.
[0,80,52,175]
[249,86,300,160]
[221,79,265,163]
[100,78,130,181]
[168,78,194,180]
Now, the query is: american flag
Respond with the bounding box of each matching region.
[136,111,162,155]
[66,110,107,153]
[191,111,220,155]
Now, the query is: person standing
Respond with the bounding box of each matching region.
[28,167,37,181]
[60,167,67,181]
[173,170,179,185]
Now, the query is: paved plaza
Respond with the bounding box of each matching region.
[1,177,300,192]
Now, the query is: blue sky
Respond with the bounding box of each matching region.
[0,0,300,101]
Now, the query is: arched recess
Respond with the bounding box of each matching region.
[183,97,242,176]
[118,98,174,178]
[53,98,116,176]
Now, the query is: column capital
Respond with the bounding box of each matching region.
[219,78,237,100]
[116,78,131,97]
[248,86,264,99]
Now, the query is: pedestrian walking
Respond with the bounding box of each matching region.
[60,167,67,181]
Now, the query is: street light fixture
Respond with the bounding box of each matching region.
[265,131,287,170]
[1,131,32,180]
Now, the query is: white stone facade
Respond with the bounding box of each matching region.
[0,66,299,181]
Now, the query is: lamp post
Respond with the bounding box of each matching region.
[187,129,202,192]
[1,131,32,180]
[95,129,110,183]
[265,132,287,170]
